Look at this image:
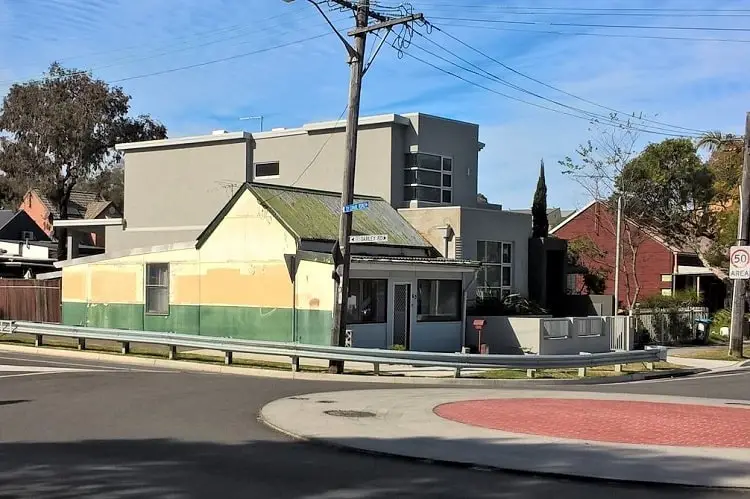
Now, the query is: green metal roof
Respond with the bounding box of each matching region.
[250,183,431,248]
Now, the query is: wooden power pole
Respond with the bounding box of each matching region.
[729,112,750,358]
[288,0,423,373]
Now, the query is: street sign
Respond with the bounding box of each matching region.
[729,246,750,279]
[349,234,388,244]
[343,201,370,213]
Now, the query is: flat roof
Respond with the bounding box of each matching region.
[115,131,252,152]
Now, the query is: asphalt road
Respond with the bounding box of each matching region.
[0,351,748,499]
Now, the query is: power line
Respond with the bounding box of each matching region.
[427,24,709,135]
[383,34,699,138]
[415,4,750,13]
[430,16,750,33]
[423,5,750,18]
[444,22,750,44]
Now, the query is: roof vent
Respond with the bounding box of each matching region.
[211,129,229,135]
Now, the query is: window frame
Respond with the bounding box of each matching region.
[20,230,34,241]
[404,152,453,205]
[145,263,170,316]
[254,161,280,179]
[476,240,514,299]
[346,278,388,325]
[416,279,463,323]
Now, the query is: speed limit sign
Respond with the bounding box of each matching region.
[729,246,750,279]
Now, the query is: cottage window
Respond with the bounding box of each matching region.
[404,153,453,205]
[417,279,462,322]
[476,240,513,299]
[347,279,387,324]
[145,263,170,315]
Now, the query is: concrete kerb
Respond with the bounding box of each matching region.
[260,389,750,489]
[0,342,704,387]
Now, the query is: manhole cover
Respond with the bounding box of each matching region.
[324,410,376,418]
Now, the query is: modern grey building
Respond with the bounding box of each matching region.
[61,112,531,300]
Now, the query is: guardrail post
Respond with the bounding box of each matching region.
[291,356,300,372]
[527,369,536,378]
[224,351,233,366]
[168,345,176,360]
[578,366,587,377]
[121,342,130,355]
[373,363,380,376]
[77,337,86,351]
[454,367,461,378]
[645,361,654,371]
[34,334,43,347]
[614,364,623,373]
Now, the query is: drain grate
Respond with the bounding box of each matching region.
[324,409,376,418]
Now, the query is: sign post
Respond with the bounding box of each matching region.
[729,246,750,279]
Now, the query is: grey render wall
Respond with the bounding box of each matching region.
[252,124,398,203]
[116,138,250,252]
[407,114,480,208]
[400,206,532,298]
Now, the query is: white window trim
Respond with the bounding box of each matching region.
[145,263,170,316]
[476,240,514,298]
[254,161,280,179]
[404,152,453,205]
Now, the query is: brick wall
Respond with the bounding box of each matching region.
[554,201,674,308]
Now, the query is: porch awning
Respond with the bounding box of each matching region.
[675,265,715,276]
[296,250,480,272]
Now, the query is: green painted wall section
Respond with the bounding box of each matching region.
[62,301,332,345]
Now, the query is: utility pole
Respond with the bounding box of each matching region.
[614,195,623,315]
[729,112,750,358]
[283,0,424,373]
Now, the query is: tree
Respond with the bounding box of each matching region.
[567,235,608,294]
[614,138,722,277]
[560,125,647,309]
[531,159,549,238]
[0,63,166,259]
[80,164,124,212]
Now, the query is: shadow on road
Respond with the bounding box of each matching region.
[0,438,747,499]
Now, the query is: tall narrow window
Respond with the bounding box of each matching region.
[145,263,170,315]
[476,241,513,299]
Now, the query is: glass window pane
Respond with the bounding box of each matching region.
[418,186,441,203]
[147,263,168,286]
[486,265,502,287]
[441,190,452,203]
[347,279,387,324]
[405,153,419,168]
[404,170,417,184]
[419,154,442,171]
[477,241,486,262]
[404,186,416,201]
[502,243,512,264]
[442,157,452,172]
[486,242,501,263]
[442,174,452,188]
[255,162,279,178]
[146,287,169,314]
[419,169,442,187]
[417,280,461,322]
[502,266,512,287]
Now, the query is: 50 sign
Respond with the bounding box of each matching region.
[729,246,750,279]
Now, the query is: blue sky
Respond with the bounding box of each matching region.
[1,0,749,210]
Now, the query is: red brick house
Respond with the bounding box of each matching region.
[19,188,121,248]
[551,200,725,311]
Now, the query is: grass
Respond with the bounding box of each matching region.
[475,362,679,380]
[670,347,746,362]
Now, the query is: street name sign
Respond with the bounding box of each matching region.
[349,234,388,244]
[729,246,750,279]
[343,202,370,213]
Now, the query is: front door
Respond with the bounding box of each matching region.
[392,283,411,349]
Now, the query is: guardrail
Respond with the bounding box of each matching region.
[0,321,668,378]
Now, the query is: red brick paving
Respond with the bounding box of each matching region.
[434,398,750,448]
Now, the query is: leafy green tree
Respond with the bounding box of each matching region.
[531,160,549,238]
[0,63,166,258]
[80,164,124,212]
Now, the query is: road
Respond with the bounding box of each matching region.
[0,351,748,498]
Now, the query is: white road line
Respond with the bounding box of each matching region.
[0,364,101,373]
[626,371,750,384]
[0,372,61,379]
[0,355,133,371]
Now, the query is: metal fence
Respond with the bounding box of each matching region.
[633,307,709,346]
[0,320,667,376]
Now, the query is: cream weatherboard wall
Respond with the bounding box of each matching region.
[61,190,334,345]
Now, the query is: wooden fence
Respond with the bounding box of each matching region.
[0,278,61,323]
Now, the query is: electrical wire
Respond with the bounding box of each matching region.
[414,4,750,13]
[443,22,750,44]
[429,16,750,33]
[380,33,699,137]
[426,24,710,135]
